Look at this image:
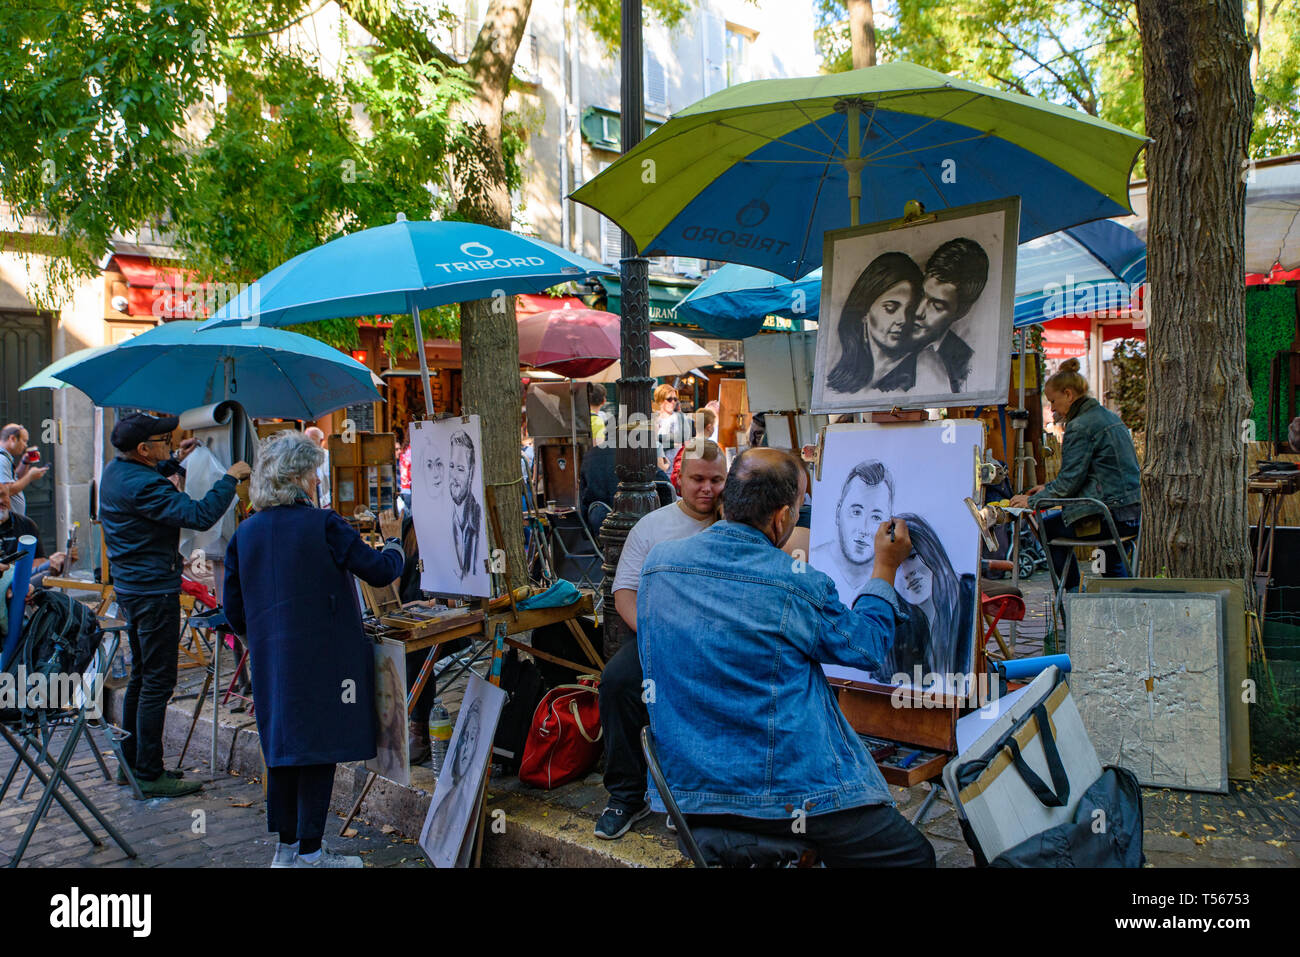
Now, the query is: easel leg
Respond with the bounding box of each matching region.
[339,771,378,837]
[564,618,605,671]
[910,781,942,826]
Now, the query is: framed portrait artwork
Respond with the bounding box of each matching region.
[409,416,492,598]
[810,197,1020,414]
[811,420,983,693]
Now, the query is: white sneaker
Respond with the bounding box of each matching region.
[294,849,364,868]
[270,843,298,868]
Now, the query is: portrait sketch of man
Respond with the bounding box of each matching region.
[409,416,492,598]
[449,429,481,582]
[810,421,983,691]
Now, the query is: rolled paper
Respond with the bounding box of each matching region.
[2,536,38,671]
[996,654,1071,681]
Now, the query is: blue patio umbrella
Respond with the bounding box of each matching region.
[21,321,383,420]
[198,216,615,411]
[1013,220,1145,327]
[17,345,115,389]
[673,264,823,339]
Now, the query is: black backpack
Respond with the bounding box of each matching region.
[492,649,549,773]
[5,591,103,705]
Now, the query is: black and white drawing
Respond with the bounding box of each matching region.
[366,637,410,786]
[419,675,507,868]
[410,416,491,598]
[811,198,1019,413]
[811,420,982,690]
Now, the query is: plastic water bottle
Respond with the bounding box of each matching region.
[428,700,452,774]
[110,646,129,680]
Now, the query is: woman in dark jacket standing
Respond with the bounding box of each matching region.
[1011,358,1142,588]
[224,430,403,868]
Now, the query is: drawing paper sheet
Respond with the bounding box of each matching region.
[410,417,492,598]
[419,675,507,868]
[810,420,981,690]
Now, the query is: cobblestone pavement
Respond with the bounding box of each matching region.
[0,736,427,868]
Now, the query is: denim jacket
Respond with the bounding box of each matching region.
[1029,396,1141,526]
[637,520,905,820]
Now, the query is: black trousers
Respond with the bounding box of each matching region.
[266,763,336,853]
[117,592,181,780]
[1042,513,1140,590]
[690,803,936,868]
[599,640,648,810]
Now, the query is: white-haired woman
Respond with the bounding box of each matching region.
[224,430,404,868]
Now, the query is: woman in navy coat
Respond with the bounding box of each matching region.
[224,430,403,868]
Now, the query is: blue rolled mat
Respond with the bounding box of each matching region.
[2,536,38,671]
[996,654,1072,681]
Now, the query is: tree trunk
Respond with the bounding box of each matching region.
[1135,0,1254,581]
[848,0,877,69]
[449,0,534,589]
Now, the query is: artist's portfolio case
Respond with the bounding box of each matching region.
[941,666,1144,867]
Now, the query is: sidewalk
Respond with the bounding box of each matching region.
[3,573,1294,868]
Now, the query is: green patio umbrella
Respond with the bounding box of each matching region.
[571,62,1147,279]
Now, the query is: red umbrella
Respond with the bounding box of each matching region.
[518,307,669,379]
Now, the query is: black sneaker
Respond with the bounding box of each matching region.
[594,803,651,840]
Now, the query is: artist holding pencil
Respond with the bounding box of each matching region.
[224,430,404,868]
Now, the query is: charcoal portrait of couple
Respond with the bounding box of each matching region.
[811,202,1017,413]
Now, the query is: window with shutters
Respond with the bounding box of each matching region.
[725,24,756,86]
[702,11,727,96]
[598,164,622,264]
[645,50,667,111]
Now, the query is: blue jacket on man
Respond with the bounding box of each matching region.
[638,520,905,820]
[99,456,237,595]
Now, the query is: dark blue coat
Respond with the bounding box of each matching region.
[223,503,403,767]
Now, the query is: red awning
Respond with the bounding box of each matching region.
[110,254,211,319]
[515,294,587,318]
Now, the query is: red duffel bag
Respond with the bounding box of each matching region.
[518,676,603,789]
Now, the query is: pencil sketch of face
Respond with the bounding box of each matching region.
[455,704,481,781]
[449,434,475,507]
[375,657,404,754]
[836,466,893,566]
[898,549,934,604]
[423,452,445,497]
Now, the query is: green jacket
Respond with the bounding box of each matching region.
[1030,396,1141,526]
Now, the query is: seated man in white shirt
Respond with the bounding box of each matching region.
[594,439,726,840]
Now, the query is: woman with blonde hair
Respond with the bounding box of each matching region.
[224,430,404,867]
[1010,358,1141,588]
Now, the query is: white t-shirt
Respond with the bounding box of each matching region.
[612,502,713,593]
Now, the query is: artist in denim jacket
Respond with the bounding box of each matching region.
[1013,358,1141,587]
[638,449,935,867]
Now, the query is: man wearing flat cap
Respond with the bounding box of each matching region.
[100,412,251,798]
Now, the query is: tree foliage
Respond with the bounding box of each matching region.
[816,1,1300,161]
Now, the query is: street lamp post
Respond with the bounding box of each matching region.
[598,0,657,658]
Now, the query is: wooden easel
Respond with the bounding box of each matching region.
[817,409,975,824]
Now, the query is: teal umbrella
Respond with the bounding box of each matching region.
[22,321,382,420]
[197,216,615,411]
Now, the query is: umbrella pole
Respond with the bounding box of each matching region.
[569,380,580,508]
[409,299,435,416]
[846,103,863,228]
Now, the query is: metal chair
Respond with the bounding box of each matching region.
[1033,496,1141,640]
[548,507,604,594]
[640,726,816,868]
[0,623,137,866]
